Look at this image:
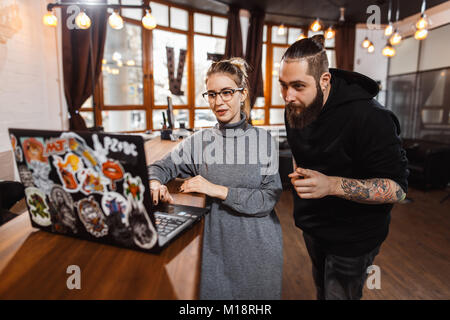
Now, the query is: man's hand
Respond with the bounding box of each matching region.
[150,180,174,205]
[288,167,338,199]
[179,175,228,200]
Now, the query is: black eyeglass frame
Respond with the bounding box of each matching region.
[202,87,245,102]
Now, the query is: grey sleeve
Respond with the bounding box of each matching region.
[222,130,282,216]
[222,173,282,217]
[147,135,199,184]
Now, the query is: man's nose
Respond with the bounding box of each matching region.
[284,88,296,103]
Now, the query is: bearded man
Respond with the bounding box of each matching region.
[279,35,409,300]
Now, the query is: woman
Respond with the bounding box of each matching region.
[148,58,283,300]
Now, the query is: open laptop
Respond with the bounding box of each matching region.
[8,128,207,253]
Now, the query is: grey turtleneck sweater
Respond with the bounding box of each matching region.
[148,112,283,300]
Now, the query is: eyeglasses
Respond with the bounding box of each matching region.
[202,88,244,103]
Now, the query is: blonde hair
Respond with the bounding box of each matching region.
[205,57,251,119]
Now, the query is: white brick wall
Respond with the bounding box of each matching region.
[0,0,67,155]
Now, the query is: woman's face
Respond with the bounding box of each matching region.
[206,73,246,124]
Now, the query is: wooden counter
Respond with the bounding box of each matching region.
[0,137,205,299]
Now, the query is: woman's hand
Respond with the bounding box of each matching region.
[179,175,228,200]
[150,180,174,205]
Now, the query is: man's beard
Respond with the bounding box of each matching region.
[286,83,324,129]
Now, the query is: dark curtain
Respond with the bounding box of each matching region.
[335,22,356,71]
[245,10,265,108]
[62,0,107,130]
[224,5,243,59]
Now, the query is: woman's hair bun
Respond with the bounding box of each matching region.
[311,34,325,49]
[228,57,249,78]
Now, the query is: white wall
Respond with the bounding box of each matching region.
[0,0,67,155]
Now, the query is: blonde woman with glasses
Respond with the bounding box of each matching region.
[148,57,283,300]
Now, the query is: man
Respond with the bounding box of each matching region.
[279,35,408,300]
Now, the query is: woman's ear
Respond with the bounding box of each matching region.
[241,88,248,102]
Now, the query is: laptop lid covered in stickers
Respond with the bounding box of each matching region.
[8,128,164,253]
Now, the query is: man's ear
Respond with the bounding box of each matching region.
[320,72,331,91]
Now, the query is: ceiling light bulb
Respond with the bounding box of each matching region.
[361,37,371,48]
[43,10,57,27]
[382,43,396,57]
[367,43,375,53]
[325,26,335,39]
[416,15,429,30]
[389,31,402,45]
[384,23,393,36]
[112,52,122,61]
[108,11,124,30]
[277,24,286,36]
[75,11,91,30]
[142,10,157,30]
[414,28,428,40]
[310,19,322,32]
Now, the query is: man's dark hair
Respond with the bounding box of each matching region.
[282,35,329,82]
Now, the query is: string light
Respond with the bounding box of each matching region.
[367,42,375,53]
[389,30,402,45]
[277,24,286,36]
[310,18,322,32]
[414,28,428,40]
[75,11,91,29]
[43,10,57,27]
[142,9,157,30]
[382,43,396,57]
[414,1,429,40]
[384,23,393,36]
[325,26,335,40]
[361,37,371,48]
[108,11,124,30]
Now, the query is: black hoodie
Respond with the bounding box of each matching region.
[285,68,409,257]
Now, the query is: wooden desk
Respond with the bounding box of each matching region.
[0,137,205,299]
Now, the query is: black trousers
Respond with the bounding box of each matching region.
[303,232,381,300]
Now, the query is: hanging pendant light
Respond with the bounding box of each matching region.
[75,11,91,29]
[325,26,335,40]
[109,11,124,30]
[142,9,157,30]
[361,37,371,48]
[382,43,396,57]
[384,0,393,36]
[367,42,375,53]
[414,0,429,40]
[43,10,57,27]
[277,24,286,36]
[310,18,322,32]
[389,30,402,45]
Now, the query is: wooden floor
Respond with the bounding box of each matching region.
[276,186,450,300]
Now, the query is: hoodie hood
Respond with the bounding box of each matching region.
[322,68,380,113]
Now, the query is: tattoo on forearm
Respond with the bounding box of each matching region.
[340,178,406,203]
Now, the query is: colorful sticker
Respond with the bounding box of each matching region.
[61,132,102,172]
[102,160,124,190]
[78,168,108,195]
[53,153,83,192]
[10,134,23,162]
[76,196,108,238]
[101,192,133,246]
[18,165,35,188]
[44,138,69,156]
[29,160,54,194]
[25,187,52,227]
[21,137,48,166]
[123,173,157,249]
[49,185,78,234]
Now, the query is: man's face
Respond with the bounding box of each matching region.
[279,59,324,129]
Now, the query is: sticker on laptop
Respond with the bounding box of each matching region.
[122,173,157,249]
[101,160,124,191]
[18,165,35,188]
[76,196,108,238]
[25,187,52,227]
[101,192,133,246]
[49,185,78,234]
[20,137,54,194]
[128,204,157,249]
[53,153,83,192]
[10,134,23,162]
[79,168,108,195]
[61,132,102,172]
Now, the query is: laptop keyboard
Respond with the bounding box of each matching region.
[154,215,187,237]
